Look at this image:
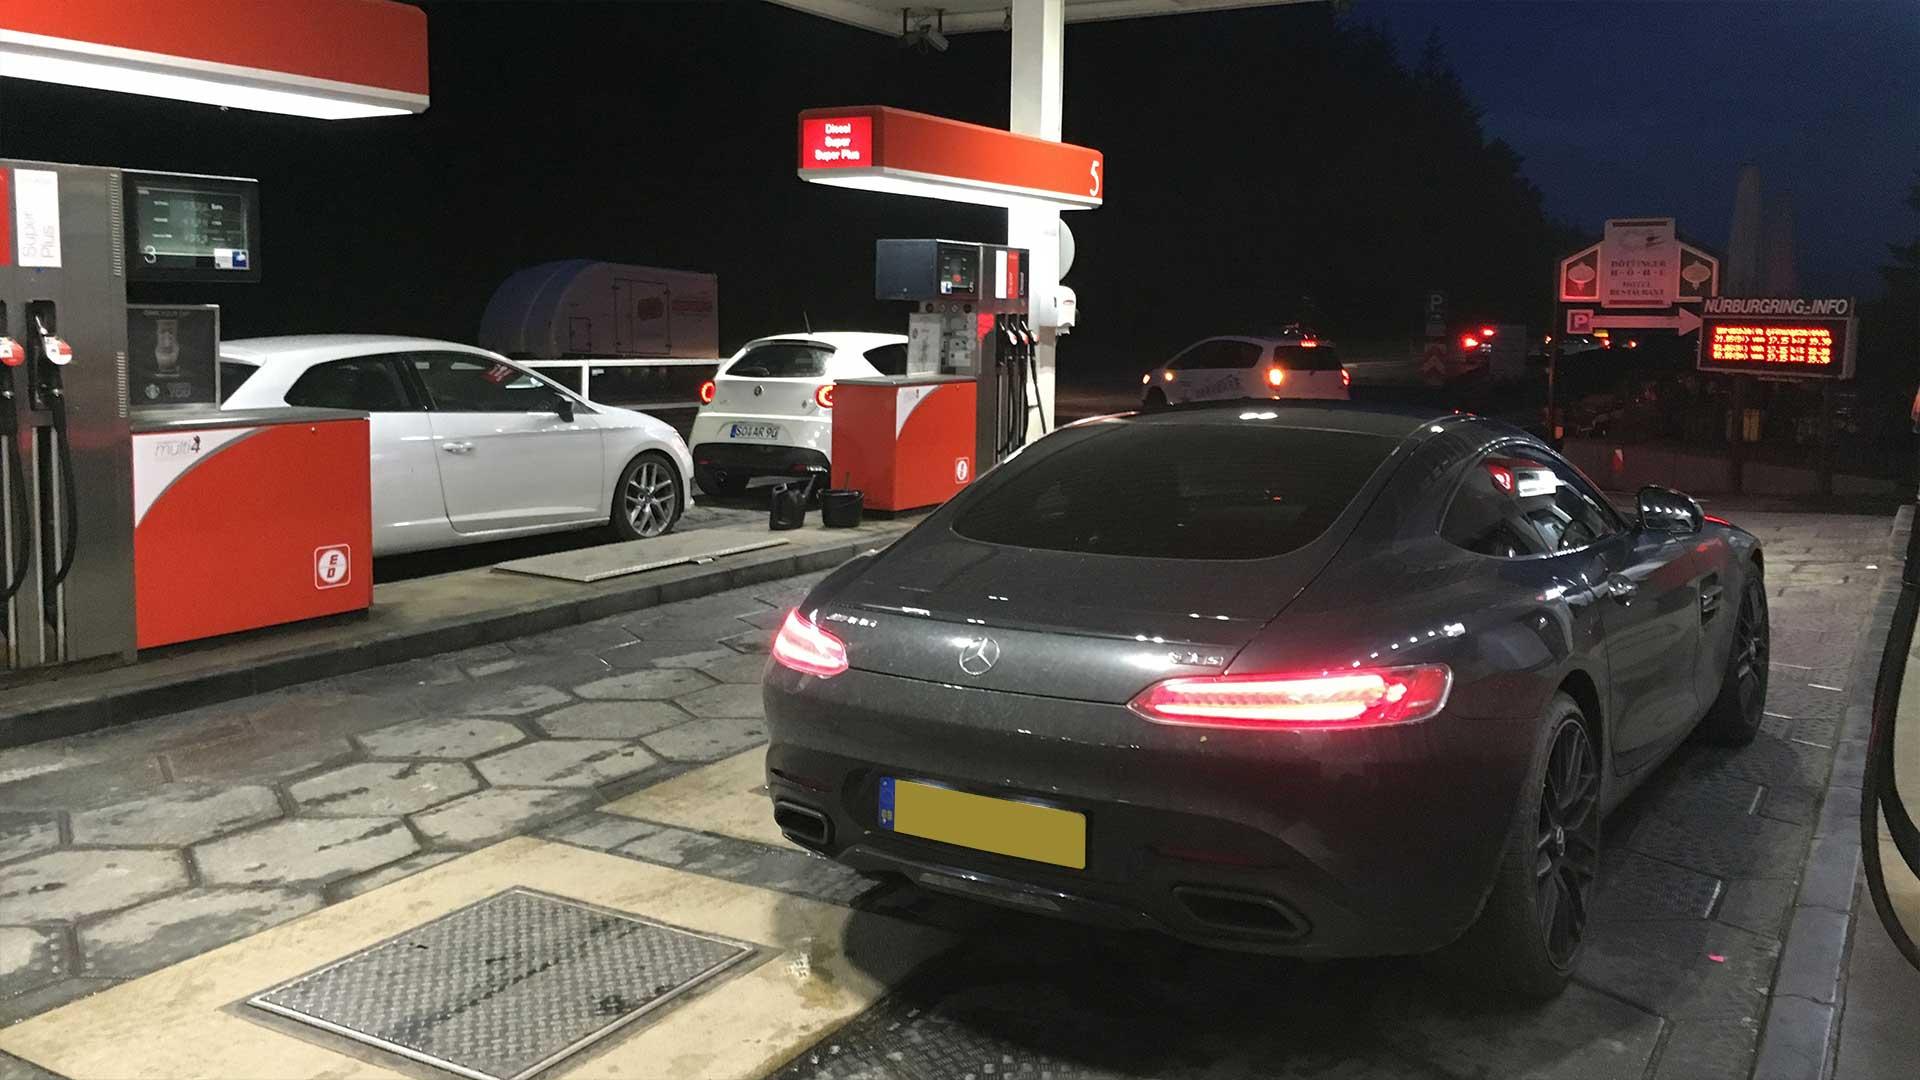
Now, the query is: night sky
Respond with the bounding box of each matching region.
[1358,0,1919,298]
[1,0,1911,372]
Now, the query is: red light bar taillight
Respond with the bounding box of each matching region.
[699,379,717,404]
[771,610,848,678]
[1128,665,1451,729]
[815,384,834,409]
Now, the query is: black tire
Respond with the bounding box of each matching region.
[1450,693,1601,1000]
[1142,387,1169,411]
[608,451,682,541]
[1699,569,1769,745]
[694,465,747,497]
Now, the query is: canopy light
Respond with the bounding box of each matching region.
[798,105,1103,211]
[0,0,427,119]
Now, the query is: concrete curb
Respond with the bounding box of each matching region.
[0,531,889,749]
[1751,503,1910,1080]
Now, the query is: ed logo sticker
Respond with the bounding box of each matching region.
[314,545,352,590]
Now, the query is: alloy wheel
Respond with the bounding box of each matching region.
[624,461,677,538]
[1535,717,1600,967]
[1733,584,1770,723]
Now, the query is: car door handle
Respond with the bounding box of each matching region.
[441,440,474,455]
[1604,576,1637,602]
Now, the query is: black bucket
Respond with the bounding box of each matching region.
[821,489,864,528]
[769,483,808,530]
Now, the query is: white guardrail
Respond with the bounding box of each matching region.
[521,357,723,411]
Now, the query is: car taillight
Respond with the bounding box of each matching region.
[815,384,834,409]
[1340,368,1352,388]
[1486,463,1515,493]
[1460,335,1479,350]
[1266,367,1286,387]
[1480,326,1496,338]
[771,610,848,678]
[1129,665,1452,729]
[699,380,716,404]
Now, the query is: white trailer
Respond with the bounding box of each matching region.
[480,260,722,411]
[480,259,719,361]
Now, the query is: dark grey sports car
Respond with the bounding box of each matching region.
[763,403,1767,997]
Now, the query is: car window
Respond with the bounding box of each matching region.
[727,342,831,379]
[1222,341,1263,369]
[863,343,909,376]
[410,352,564,412]
[952,422,1396,560]
[282,356,412,412]
[1444,448,1620,557]
[1440,458,1550,558]
[1164,341,1215,372]
[219,362,257,402]
[1277,344,1343,372]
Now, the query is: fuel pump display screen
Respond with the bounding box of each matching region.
[123,172,262,283]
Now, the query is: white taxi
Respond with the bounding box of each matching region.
[1141,332,1350,408]
[688,332,908,495]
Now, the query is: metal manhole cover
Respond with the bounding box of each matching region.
[249,888,753,1080]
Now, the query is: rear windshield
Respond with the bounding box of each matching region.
[1276,344,1342,371]
[726,342,831,379]
[953,422,1395,559]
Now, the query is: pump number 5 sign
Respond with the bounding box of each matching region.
[314,545,352,590]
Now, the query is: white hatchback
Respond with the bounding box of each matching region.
[1142,334,1350,407]
[688,332,908,495]
[220,335,694,555]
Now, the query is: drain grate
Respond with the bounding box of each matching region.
[249,888,753,1080]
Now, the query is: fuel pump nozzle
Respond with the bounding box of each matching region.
[26,311,79,589]
[0,314,29,602]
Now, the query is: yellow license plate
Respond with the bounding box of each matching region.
[879,777,1086,870]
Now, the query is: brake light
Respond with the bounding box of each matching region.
[1300,339,1319,348]
[1460,335,1479,350]
[1340,368,1351,388]
[771,610,848,678]
[1480,326,1496,338]
[1129,665,1451,729]
[815,384,834,409]
[1704,514,1732,527]
[699,380,717,404]
[1266,367,1286,387]
[1486,463,1515,493]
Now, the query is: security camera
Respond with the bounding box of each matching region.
[898,9,948,53]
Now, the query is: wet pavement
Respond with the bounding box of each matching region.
[0,505,1896,1080]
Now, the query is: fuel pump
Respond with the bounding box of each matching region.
[875,239,1033,471]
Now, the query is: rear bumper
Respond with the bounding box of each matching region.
[763,666,1534,958]
[690,441,830,477]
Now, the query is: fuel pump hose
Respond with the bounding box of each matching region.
[1,433,28,602]
[1861,501,1920,971]
[46,396,79,588]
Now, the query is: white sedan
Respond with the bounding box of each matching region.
[688,332,908,495]
[1141,333,1350,407]
[221,335,694,555]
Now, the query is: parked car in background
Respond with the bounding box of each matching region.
[1141,330,1349,408]
[689,332,909,495]
[220,335,693,555]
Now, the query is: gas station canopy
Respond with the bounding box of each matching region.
[0,0,428,119]
[768,0,1311,35]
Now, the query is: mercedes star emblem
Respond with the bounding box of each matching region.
[958,635,1001,676]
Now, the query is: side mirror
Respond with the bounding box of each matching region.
[1637,484,1702,535]
[553,396,575,423]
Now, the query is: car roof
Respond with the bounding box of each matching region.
[220,335,496,367]
[740,332,907,353]
[1120,400,1471,440]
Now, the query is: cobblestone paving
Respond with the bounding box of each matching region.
[0,508,1896,1080]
